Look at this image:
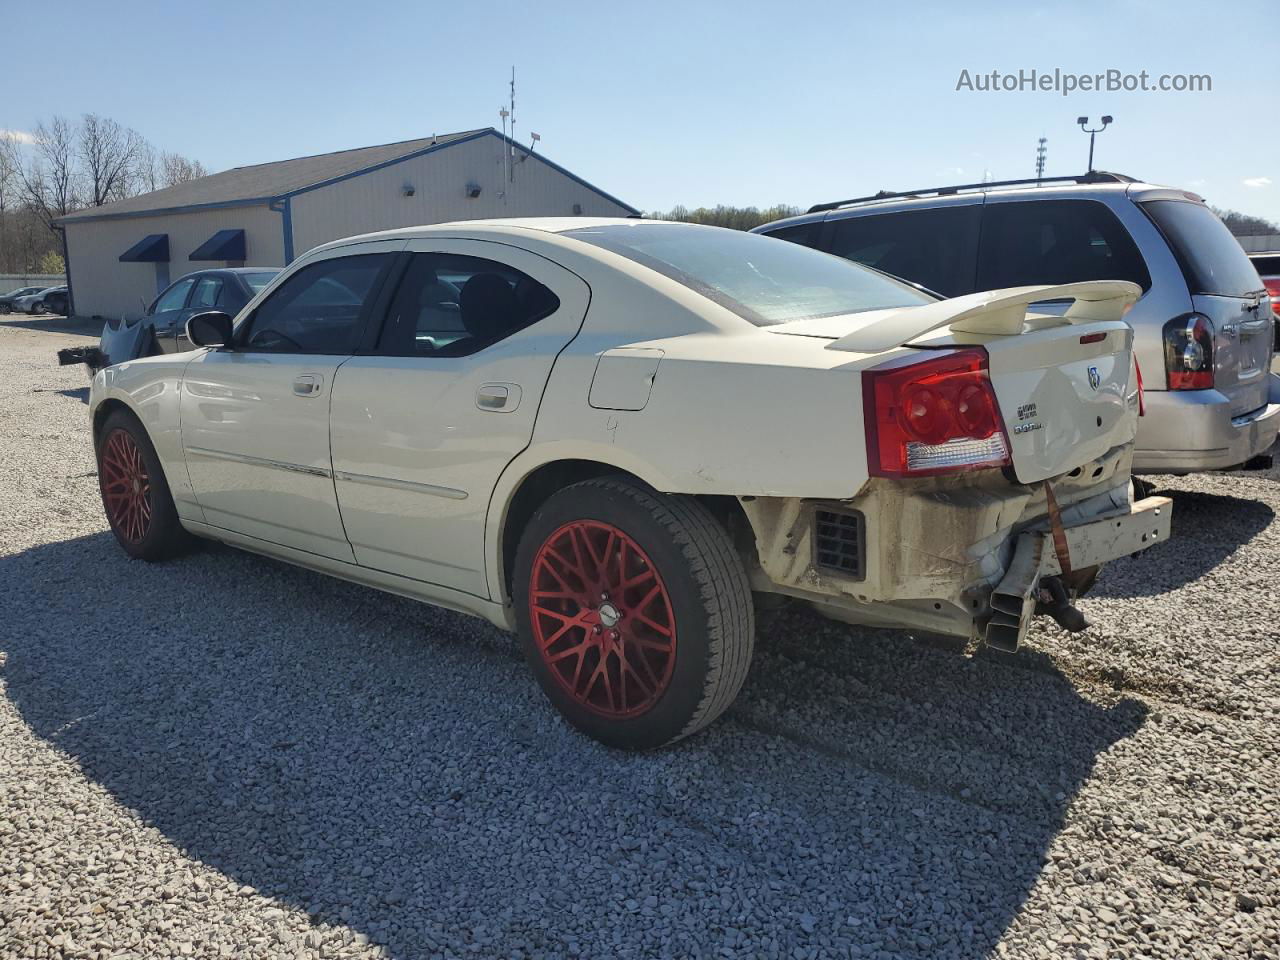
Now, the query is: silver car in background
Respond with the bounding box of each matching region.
[755,174,1280,474]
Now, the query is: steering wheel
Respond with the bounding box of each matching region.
[250,329,303,351]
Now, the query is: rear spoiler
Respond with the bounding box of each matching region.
[826,281,1142,354]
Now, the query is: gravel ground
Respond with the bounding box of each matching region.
[1,317,1277,960]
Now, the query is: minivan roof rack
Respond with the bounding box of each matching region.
[806,171,1137,214]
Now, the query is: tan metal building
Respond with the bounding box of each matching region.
[57,128,636,319]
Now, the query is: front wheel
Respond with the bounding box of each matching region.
[96,410,192,561]
[513,477,755,749]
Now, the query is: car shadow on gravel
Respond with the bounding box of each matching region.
[3,533,1146,960]
[1087,487,1274,599]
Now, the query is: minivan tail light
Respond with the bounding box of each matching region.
[863,349,1011,477]
[1162,313,1214,390]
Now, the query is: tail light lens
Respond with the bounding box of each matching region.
[1163,313,1214,390]
[1134,357,1146,416]
[863,349,1011,477]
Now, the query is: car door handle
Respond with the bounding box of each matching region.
[476,382,521,412]
[293,374,323,397]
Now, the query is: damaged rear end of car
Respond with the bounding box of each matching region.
[741,280,1172,648]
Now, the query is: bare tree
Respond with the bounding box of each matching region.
[133,140,162,194]
[0,132,15,272]
[4,116,79,233]
[160,151,208,188]
[79,113,144,207]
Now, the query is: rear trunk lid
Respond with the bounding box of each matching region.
[1140,198,1274,415]
[769,281,1142,484]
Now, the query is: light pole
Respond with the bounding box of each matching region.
[1077,116,1112,172]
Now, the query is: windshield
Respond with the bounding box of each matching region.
[243,271,280,293]
[563,222,934,326]
[1141,200,1264,299]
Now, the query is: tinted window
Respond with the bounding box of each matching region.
[190,276,223,309]
[760,221,821,249]
[378,253,560,357]
[1250,255,1280,276]
[153,278,195,313]
[1142,201,1261,298]
[977,200,1151,293]
[826,205,981,298]
[240,254,390,354]
[564,223,932,326]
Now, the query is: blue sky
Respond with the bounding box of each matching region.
[6,0,1278,222]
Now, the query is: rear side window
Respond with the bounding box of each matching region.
[239,254,391,354]
[190,276,223,309]
[760,221,821,249]
[377,253,560,357]
[827,205,982,297]
[978,199,1151,293]
[1142,200,1262,298]
[1250,255,1280,276]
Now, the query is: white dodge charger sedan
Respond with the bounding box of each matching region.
[89,219,1171,748]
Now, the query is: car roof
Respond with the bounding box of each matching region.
[753,178,1195,233]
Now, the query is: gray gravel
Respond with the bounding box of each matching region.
[1,317,1277,960]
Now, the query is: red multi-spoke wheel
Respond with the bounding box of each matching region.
[99,428,153,544]
[96,411,190,561]
[529,520,676,718]
[515,477,755,749]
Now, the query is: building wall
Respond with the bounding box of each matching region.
[289,134,631,258]
[63,204,285,319]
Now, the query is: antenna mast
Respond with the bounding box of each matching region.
[1035,136,1047,183]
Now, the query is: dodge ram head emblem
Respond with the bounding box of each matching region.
[1088,366,1101,390]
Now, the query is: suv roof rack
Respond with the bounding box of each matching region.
[806,171,1137,214]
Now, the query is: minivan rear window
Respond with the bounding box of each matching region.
[1249,255,1280,277]
[1141,200,1264,299]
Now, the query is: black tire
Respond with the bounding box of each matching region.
[513,477,754,750]
[96,409,192,561]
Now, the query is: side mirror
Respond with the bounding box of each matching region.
[186,311,234,348]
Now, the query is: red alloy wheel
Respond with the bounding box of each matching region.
[528,520,677,718]
[99,429,153,544]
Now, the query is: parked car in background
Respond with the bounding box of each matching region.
[11,285,65,314]
[59,267,280,371]
[89,219,1169,749]
[35,286,69,315]
[0,286,48,314]
[755,173,1280,475]
[1247,252,1280,356]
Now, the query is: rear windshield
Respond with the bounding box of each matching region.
[243,271,279,293]
[563,222,933,326]
[1249,254,1280,277]
[1141,200,1264,298]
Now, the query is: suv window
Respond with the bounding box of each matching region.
[378,253,560,357]
[152,278,195,313]
[1143,200,1265,298]
[762,221,821,249]
[190,276,223,309]
[827,205,982,297]
[1250,255,1280,276]
[239,254,391,354]
[977,199,1151,292]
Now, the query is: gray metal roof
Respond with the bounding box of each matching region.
[59,129,490,222]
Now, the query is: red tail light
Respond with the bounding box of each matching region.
[1135,357,1146,416]
[1162,313,1214,390]
[863,349,1011,477]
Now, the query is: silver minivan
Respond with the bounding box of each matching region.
[755,174,1280,474]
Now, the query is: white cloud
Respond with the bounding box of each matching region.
[937,166,965,178]
[1243,176,1272,188]
[0,129,36,144]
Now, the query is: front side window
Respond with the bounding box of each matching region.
[239,253,391,354]
[190,276,223,309]
[377,253,560,356]
[827,205,982,298]
[977,199,1152,292]
[152,278,195,313]
[1142,200,1265,298]
[760,221,821,249]
[564,223,932,326]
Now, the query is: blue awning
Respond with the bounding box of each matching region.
[189,228,246,261]
[118,234,169,262]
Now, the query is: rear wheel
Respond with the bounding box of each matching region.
[96,410,191,561]
[514,477,754,749]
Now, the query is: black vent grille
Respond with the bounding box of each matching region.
[814,509,865,579]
